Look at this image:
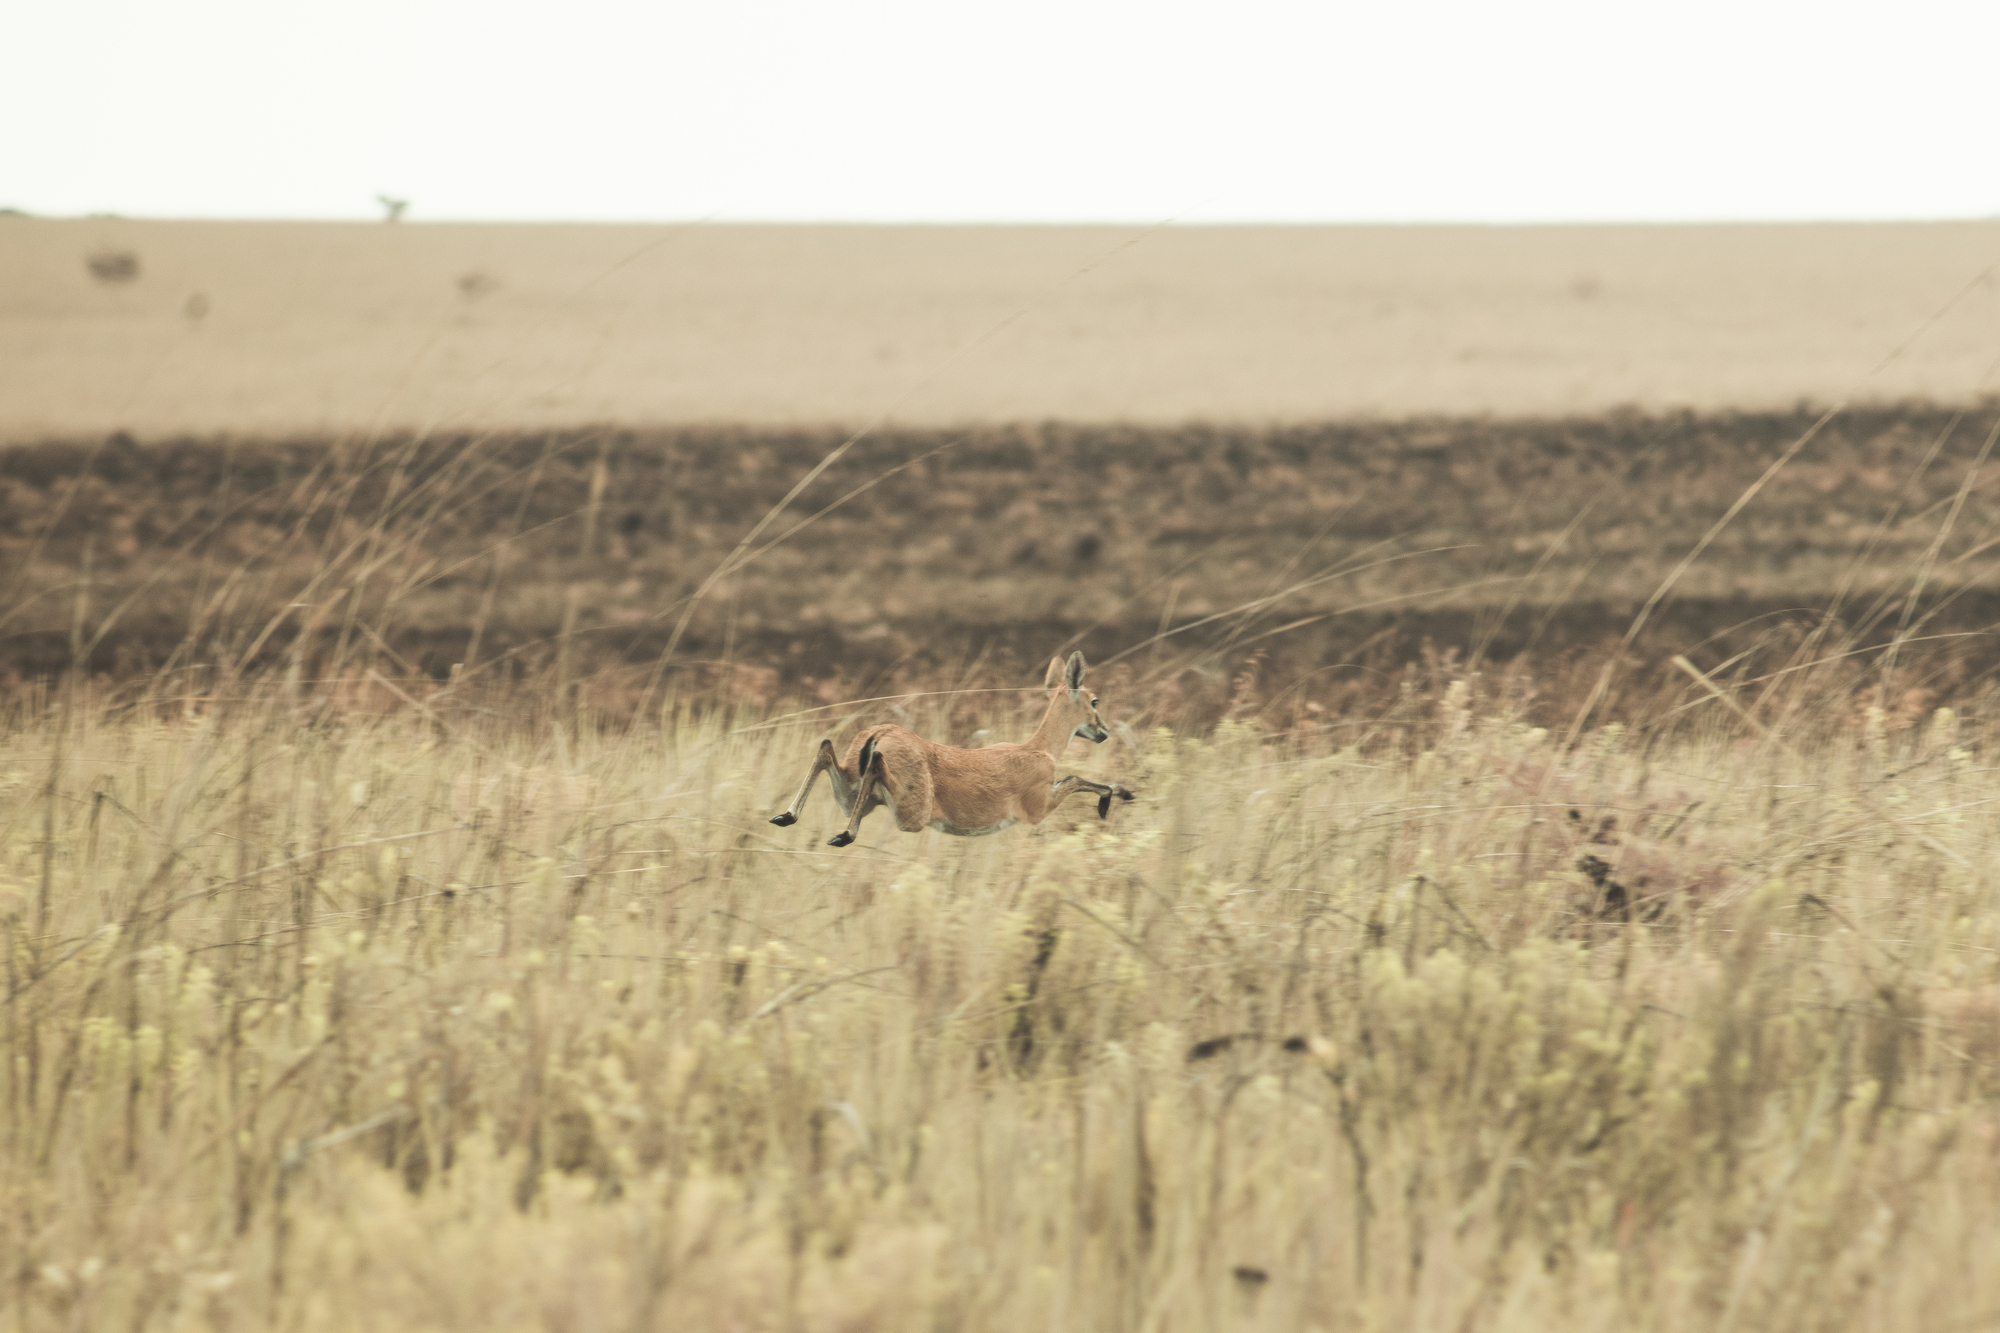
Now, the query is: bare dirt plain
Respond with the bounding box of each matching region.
[5,218,2000,439]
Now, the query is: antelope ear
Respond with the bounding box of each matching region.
[1065,651,1087,692]
[1044,656,1066,693]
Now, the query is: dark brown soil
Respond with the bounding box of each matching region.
[8,402,2000,728]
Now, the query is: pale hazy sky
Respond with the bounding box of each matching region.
[7,0,1997,223]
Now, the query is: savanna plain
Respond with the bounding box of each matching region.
[8,221,2000,1332]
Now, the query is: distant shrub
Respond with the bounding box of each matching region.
[85,248,139,283]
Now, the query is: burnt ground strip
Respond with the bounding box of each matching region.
[6,401,2000,725]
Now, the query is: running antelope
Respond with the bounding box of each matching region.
[769,651,1134,846]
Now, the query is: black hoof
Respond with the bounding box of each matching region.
[769,812,797,827]
[827,831,855,847]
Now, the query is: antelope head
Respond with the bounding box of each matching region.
[1044,651,1109,743]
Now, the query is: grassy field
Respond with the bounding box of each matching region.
[6,219,2000,441]
[8,407,2000,1327]
[5,670,2000,1331]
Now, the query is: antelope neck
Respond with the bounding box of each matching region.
[1025,695,1083,760]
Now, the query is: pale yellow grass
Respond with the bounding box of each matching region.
[5,219,2000,442]
[6,680,2000,1331]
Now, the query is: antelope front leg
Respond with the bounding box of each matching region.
[1049,775,1136,819]
[771,739,839,827]
[827,750,885,847]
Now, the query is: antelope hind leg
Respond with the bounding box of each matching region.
[771,739,840,827]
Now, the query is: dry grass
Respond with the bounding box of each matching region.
[6,670,2000,1331]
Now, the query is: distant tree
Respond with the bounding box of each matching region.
[376,194,409,223]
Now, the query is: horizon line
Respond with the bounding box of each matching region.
[10,211,2000,228]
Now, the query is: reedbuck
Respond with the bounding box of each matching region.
[769,651,1134,846]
